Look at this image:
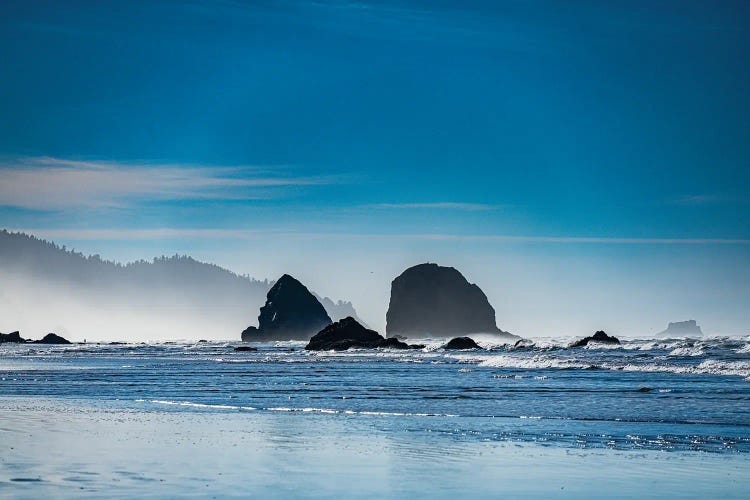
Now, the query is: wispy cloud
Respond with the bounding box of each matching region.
[366,202,502,211]
[0,157,330,210]
[669,193,748,206]
[11,228,750,245]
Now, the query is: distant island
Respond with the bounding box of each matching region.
[657,320,703,337]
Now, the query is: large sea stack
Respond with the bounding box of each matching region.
[385,263,517,340]
[241,274,332,341]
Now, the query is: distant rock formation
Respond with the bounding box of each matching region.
[571,331,620,348]
[305,317,424,351]
[385,263,518,340]
[33,333,71,344]
[657,320,703,337]
[0,331,25,343]
[442,337,481,350]
[241,274,332,341]
[314,294,366,326]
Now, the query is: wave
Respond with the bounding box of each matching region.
[454,353,750,380]
[139,399,457,417]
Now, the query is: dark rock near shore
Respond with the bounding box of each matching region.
[0,331,26,343]
[513,338,535,349]
[234,346,257,352]
[385,263,518,340]
[33,333,71,344]
[442,337,481,350]
[571,331,620,348]
[306,317,382,350]
[241,274,332,341]
[306,317,424,351]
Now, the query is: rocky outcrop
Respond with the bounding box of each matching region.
[385,263,518,341]
[241,274,332,341]
[0,331,26,343]
[657,320,703,337]
[305,317,424,351]
[571,331,620,348]
[33,333,71,344]
[442,337,481,350]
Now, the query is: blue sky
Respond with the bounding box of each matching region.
[1,1,749,334]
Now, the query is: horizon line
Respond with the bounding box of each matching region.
[6,228,750,245]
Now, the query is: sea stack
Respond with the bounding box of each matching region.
[0,331,25,343]
[385,263,518,340]
[657,320,703,337]
[33,333,72,344]
[241,274,332,341]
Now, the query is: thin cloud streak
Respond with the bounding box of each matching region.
[366,202,502,211]
[668,193,748,206]
[11,228,750,245]
[0,157,331,210]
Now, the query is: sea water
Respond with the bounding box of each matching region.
[1,336,749,498]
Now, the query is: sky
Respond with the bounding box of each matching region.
[1,0,749,335]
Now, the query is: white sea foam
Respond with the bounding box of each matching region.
[473,355,595,370]
[141,399,257,411]
[668,346,706,357]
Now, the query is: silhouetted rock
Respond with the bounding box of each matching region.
[571,331,620,348]
[386,263,518,341]
[0,331,26,343]
[240,326,259,341]
[377,337,411,349]
[234,346,257,352]
[443,337,481,350]
[241,274,332,341]
[305,317,425,351]
[306,317,382,350]
[513,338,535,349]
[33,333,71,344]
[657,320,703,337]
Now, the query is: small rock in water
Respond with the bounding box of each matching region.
[513,338,535,349]
[306,317,424,351]
[234,346,257,352]
[571,331,620,348]
[442,337,481,350]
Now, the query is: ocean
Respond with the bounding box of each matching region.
[1,336,749,498]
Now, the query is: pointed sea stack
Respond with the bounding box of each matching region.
[386,263,518,340]
[33,333,71,344]
[241,274,332,341]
